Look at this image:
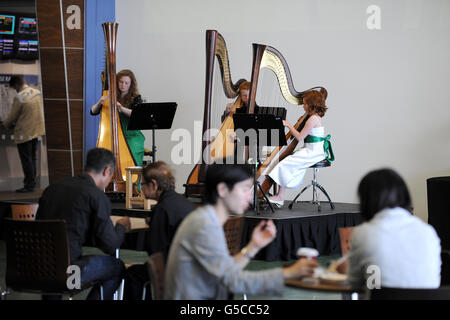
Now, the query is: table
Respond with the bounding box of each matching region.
[110,215,149,232]
[110,215,149,300]
[285,277,359,300]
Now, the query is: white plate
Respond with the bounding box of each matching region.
[319,272,348,285]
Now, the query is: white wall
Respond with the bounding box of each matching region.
[116,0,450,221]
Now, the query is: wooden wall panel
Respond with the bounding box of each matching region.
[37,0,85,182]
[46,151,71,182]
[39,49,66,99]
[66,50,84,99]
[73,150,83,174]
[47,150,83,183]
[69,101,83,150]
[35,0,62,47]
[39,50,83,99]
[43,100,70,148]
[43,100,82,150]
[63,0,84,48]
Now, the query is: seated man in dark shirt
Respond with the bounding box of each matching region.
[36,147,131,300]
[123,161,196,300]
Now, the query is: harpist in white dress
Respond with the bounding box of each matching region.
[268,126,330,189]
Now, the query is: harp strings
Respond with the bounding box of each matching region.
[255,68,286,155]
[211,61,232,137]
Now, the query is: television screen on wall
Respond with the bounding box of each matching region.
[0,15,15,35]
[16,39,38,60]
[0,13,39,61]
[0,38,14,59]
[18,17,37,35]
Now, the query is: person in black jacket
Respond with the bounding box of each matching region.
[36,148,131,300]
[123,161,196,300]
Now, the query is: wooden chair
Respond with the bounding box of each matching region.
[338,226,354,256]
[370,286,450,300]
[146,252,166,300]
[441,250,450,285]
[223,216,245,255]
[3,218,103,300]
[11,203,39,221]
[125,166,153,210]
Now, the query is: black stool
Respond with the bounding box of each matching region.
[288,159,335,212]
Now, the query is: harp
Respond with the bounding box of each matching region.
[96,22,137,195]
[247,43,328,195]
[184,30,247,198]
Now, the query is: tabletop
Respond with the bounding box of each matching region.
[285,277,353,293]
[110,215,149,232]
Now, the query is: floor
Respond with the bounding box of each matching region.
[0,189,43,202]
[0,240,342,300]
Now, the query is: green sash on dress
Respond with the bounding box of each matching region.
[119,112,145,166]
[304,134,335,162]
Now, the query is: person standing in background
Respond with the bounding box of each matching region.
[1,75,45,193]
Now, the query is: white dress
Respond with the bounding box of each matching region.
[268,126,327,189]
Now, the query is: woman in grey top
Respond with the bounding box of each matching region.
[164,164,318,300]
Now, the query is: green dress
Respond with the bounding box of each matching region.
[119,95,145,166]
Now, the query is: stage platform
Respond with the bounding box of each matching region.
[239,202,363,261]
[0,191,363,261]
[109,200,363,261]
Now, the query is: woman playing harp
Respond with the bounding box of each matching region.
[246,44,331,200]
[91,69,146,167]
[185,30,247,198]
[221,81,250,123]
[268,90,334,207]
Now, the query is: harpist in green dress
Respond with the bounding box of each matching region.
[117,95,145,166]
[91,69,145,167]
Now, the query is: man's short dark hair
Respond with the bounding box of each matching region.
[9,75,25,88]
[142,161,175,192]
[357,168,412,221]
[205,164,253,205]
[85,148,116,174]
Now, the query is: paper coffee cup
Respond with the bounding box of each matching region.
[296,247,319,260]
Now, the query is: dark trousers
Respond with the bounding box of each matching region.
[75,255,126,300]
[123,263,152,300]
[17,138,38,189]
[43,255,125,300]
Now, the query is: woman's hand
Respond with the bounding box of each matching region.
[250,220,276,251]
[282,258,319,279]
[283,120,292,129]
[227,131,237,142]
[97,96,107,106]
[117,102,132,117]
[91,96,107,114]
[117,101,124,113]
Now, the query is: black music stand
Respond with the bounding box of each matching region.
[128,102,177,163]
[233,113,286,214]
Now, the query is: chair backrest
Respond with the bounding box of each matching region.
[147,252,166,300]
[11,203,39,221]
[223,216,245,256]
[370,286,450,300]
[4,218,71,293]
[338,227,354,256]
[441,250,450,285]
